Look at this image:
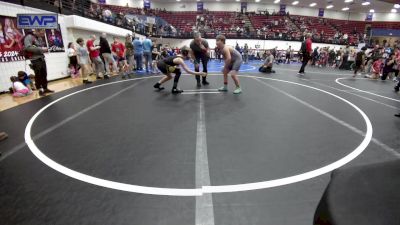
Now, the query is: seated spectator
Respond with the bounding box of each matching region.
[259,50,276,73]
[10,76,32,97]
[17,71,35,90]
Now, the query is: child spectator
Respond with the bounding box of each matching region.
[67,42,80,78]
[17,71,35,90]
[367,58,383,79]
[10,76,32,97]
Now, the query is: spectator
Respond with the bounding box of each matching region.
[143,35,153,73]
[67,42,80,78]
[17,71,35,90]
[10,76,32,97]
[76,37,93,84]
[243,43,249,64]
[125,34,135,72]
[86,34,106,79]
[133,36,144,71]
[99,33,117,76]
[111,36,129,78]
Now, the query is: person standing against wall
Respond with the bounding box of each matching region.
[100,33,117,77]
[23,30,54,96]
[243,43,249,64]
[190,32,210,87]
[86,34,106,79]
[125,34,135,73]
[143,35,153,73]
[133,36,143,71]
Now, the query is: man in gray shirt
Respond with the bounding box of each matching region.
[259,50,275,73]
[24,30,54,96]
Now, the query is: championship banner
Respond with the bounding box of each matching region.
[279,4,286,14]
[241,2,247,11]
[318,8,324,17]
[98,0,106,4]
[46,25,64,52]
[365,12,373,21]
[197,2,203,12]
[144,0,151,9]
[0,16,25,62]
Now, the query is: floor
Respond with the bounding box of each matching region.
[0,60,399,225]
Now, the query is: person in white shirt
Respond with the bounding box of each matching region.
[10,76,32,97]
[67,42,80,77]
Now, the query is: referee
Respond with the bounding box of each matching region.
[190,33,210,87]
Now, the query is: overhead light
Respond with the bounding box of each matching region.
[394,4,400,9]
[326,5,334,9]
[255,0,260,2]
[236,0,240,2]
[344,0,353,2]
[310,3,317,7]
[176,0,180,1]
[361,1,370,6]
[391,9,397,13]
[274,0,280,3]
[342,7,349,11]
[369,9,374,13]
[292,1,299,5]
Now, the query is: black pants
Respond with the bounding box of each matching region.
[194,55,208,83]
[32,58,48,90]
[299,53,310,73]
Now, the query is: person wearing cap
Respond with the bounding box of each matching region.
[190,32,210,87]
[153,46,207,94]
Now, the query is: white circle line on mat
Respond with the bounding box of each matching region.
[335,77,400,103]
[25,75,372,196]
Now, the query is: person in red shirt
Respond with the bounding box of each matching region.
[111,37,129,78]
[86,34,106,79]
[298,33,313,75]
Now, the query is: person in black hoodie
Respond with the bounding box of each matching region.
[99,33,117,77]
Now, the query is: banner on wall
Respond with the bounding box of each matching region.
[45,25,64,52]
[241,2,247,11]
[144,0,151,9]
[0,16,25,62]
[98,0,106,4]
[197,2,203,12]
[365,12,373,21]
[318,8,324,17]
[279,4,286,14]
[0,15,64,62]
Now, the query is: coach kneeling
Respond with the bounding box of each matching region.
[259,50,276,74]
